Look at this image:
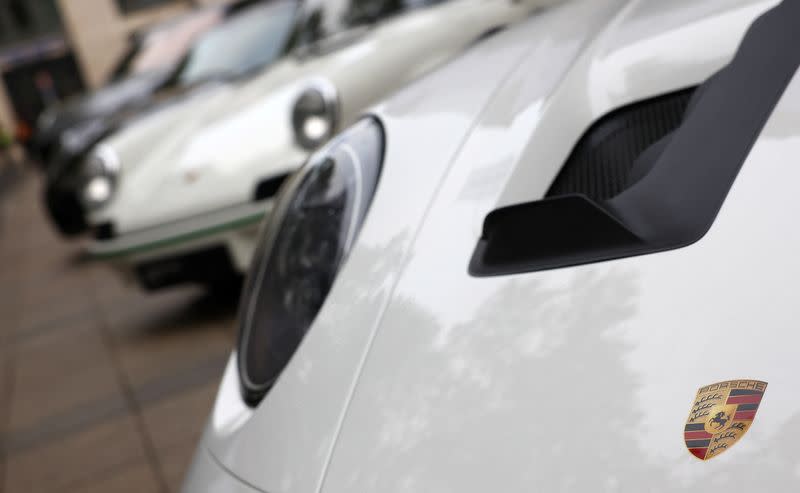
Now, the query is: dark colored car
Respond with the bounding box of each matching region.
[30,6,226,167]
[43,0,300,236]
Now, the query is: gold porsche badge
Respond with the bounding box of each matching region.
[685,380,767,460]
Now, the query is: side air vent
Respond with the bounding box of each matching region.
[470,0,800,277]
[546,89,694,201]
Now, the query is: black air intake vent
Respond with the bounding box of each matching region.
[253,173,290,201]
[93,222,116,241]
[546,89,694,201]
[471,0,800,277]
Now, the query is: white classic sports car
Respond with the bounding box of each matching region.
[82,0,559,290]
[182,0,800,490]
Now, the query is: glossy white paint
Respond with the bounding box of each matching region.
[86,0,562,273]
[182,446,262,493]
[193,5,584,491]
[322,66,800,493]
[186,0,796,491]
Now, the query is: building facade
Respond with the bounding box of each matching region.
[0,0,229,136]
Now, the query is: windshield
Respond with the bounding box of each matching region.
[109,9,223,82]
[288,0,445,48]
[175,2,298,86]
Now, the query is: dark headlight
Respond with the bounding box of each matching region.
[238,117,383,406]
[291,80,339,150]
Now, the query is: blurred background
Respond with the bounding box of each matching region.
[0,0,232,137]
[0,1,244,492]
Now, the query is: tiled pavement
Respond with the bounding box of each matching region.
[0,170,239,493]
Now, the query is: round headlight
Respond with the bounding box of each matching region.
[238,117,384,406]
[291,80,339,150]
[83,175,114,205]
[81,144,120,210]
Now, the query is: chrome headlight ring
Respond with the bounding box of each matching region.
[81,144,121,210]
[291,79,339,150]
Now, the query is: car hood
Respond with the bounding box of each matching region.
[200,0,793,492]
[92,58,318,231]
[93,0,560,233]
[38,69,169,140]
[324,0,800,491]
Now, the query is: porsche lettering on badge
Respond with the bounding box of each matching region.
[684,380,767,460]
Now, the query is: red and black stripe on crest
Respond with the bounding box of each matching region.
[684,389,764,460]
[727,388,763,421]
[684,423,712,459]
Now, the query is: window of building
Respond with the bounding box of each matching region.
[9,1,32,29]
[116,0,179,15]
[0,0,62,48]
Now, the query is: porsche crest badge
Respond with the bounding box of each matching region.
[684,380,767,460]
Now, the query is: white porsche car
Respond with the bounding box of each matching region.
[183,0,800,490]
[82,0,559,290]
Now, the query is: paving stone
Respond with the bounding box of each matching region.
[7,323,123,438]
[68,460,161,493]
[4,414,149,493]
[159,444,199,493]
[142,381,218,454]
[142,382,221,492]
[102,291,236,389]
[1,172,237,492]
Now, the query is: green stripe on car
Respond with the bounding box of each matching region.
[91,212,265,260]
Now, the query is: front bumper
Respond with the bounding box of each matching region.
[182,445,263,493]
[42,144,92,237]
[89,200,272,289]
[44,174,87,236]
